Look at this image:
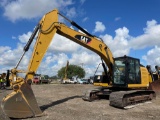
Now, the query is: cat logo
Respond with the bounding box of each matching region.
[75,35,91,44]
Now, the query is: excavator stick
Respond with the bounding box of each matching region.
[1,82,43,118]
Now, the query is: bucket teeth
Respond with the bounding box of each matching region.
[1,83,43,119]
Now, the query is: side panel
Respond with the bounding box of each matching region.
[128,67,150,89]
[140,67,150,85]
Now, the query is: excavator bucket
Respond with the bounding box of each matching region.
[148,79,160,92]
[1,82,43,118]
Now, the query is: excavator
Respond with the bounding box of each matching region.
[64,61,69,80]
[1,9,160,119]
[61,60,74,83]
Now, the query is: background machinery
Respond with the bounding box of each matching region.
[0,73,6,89]
[1,9,160,119]
[64,60,70,83]
[147,65,160,91]
[61,61,76,84]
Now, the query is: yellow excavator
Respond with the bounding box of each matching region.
[1,9,160,119]
[61,60,72,83]
[64,61,69,80]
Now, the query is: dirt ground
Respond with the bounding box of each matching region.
[0,84,160,120]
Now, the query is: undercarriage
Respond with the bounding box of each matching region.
[82,87,156,108]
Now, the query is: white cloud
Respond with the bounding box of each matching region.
[70,50,100,65]
[129,20,160,49]
[18,31,32,43]
[93,21,106,33]
[0,46,10,53]
[142,46,160,70]
[1,0,74,22]
[0,32,36,73]
[100,27,130,57]
[37,53,69,76]
[146,19,157,28]
[82,17,89,22]
[65,7,76,18]
[0,44,23,67]
[48,33,80,54]
[115,17,121,21]
[12,36,16,40]
[128,20,160,68]
[0,0,7,6]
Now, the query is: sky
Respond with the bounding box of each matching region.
[0,0,160,78]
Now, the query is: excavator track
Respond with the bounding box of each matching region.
[109,90,156,109]
[82,88,156,109]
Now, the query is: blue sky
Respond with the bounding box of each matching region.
[0,0,160,77]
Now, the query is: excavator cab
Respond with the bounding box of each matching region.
[93,56,142,88]
[95,55,160,92]
[112,56,141,88]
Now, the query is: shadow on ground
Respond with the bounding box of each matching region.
[40,95,81,111]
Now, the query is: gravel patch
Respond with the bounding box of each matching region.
[0,84,160,120]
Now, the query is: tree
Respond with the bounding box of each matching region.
[58,64,85,79]
[41,75,49,79]
[50,75,59,79]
